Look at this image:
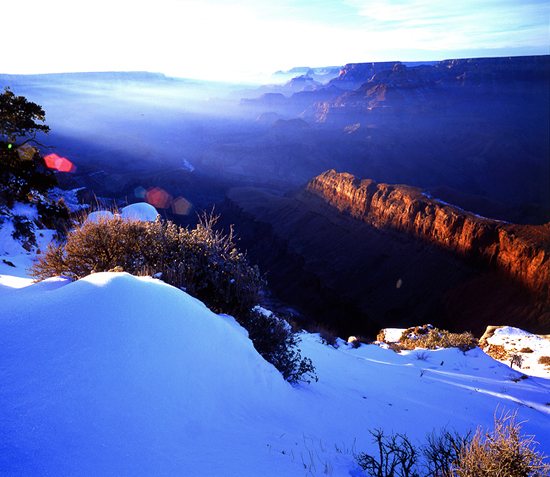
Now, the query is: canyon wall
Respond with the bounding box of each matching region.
[220,170,550,338]
[304,170,550,301]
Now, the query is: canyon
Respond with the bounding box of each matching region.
[3,55,547,226]
[2,57,549,338]
[219,170,550,338]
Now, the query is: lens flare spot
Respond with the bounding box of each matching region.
[44,153,76,173]
[171,196,194,216]
[134,186,147,199]
[145,187,172,209]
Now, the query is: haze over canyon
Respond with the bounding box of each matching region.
[2,54,549,337]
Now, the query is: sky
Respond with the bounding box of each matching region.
[3,0,550,82]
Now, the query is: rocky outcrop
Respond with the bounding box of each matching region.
[305,170,550,301]
[220,173,550,338]
[271,118,311,132]
[329,62,403,89]
[303,55,550,125]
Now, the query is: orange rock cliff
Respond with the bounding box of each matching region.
[304,170,550,302]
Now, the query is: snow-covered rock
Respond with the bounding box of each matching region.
[120,202,159,221]
[84,203,159,223]
[85,210,115,223]
[480,325,550,378]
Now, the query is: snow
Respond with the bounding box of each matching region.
[47,187,89,213]
[9,202,38,220]
[0,222,56,274]
[0,201,44,256]
[1,241,549,475]
[181,158,195,172]
[120,202,160,221]
[380,327,405,343]
[85,210,115,223]
[85,203,159,223]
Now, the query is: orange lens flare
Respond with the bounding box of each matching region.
[44,153,76,173]
[171,196,194,216]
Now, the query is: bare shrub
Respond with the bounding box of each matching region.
[30,211,317,384]
[414,351,430,361]
[308,322,339,348]
[452,409,550,477]
[508,374,529,383]
[357,429,420,477]
[393,325,478,351]
[423,428,472,477]
[510,354,523,369]
[355,412,549,477]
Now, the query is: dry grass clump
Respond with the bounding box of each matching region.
[355,409,550,477]
[452,410,550,477]
[307,322,339,348]
[29,211,318,385]
[538,356,550,366]
[379,325,478,351]
[484,343,509,361]
[347,335,371,348]
[30,211,263,316]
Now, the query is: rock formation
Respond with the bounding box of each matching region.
[305,170,550,302]
[219,171,550,338]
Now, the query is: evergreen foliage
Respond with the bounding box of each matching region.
[0,87,69,241]
[241,308,318,384]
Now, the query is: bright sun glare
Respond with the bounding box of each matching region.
[3,0,548,81]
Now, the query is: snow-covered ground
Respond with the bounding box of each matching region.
[1,228,549,476]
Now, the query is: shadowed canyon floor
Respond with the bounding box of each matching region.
[218,171,550,339]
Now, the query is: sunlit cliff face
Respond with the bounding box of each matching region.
[305,170,550,303]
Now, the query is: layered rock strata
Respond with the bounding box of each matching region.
[305,170,550,301]
[220,170,550,338]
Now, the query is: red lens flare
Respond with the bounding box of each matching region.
[44,153,76,173]
[144,187,173,209]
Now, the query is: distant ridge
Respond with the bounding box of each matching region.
[328,55,550,89]
[0,71,170,83]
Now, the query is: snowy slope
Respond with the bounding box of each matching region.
[1,241,549,475]
[482,326,550,379]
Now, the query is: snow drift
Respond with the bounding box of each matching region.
[0,272,292,475]
[1,268,549,476]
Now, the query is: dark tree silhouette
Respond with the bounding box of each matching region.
[0,87,68,241]
[0,87,50,142]
[0,87,57,206]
